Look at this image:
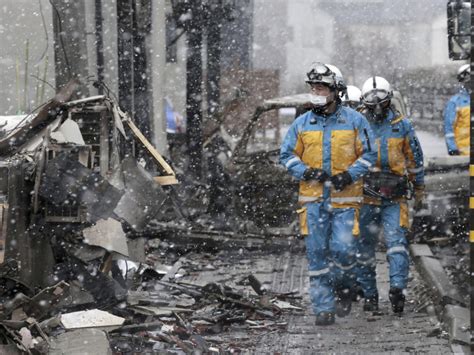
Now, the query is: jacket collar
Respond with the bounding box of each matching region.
[387,108,404,125]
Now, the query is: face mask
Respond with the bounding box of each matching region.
[309,94,328,107]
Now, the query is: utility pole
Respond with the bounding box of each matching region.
[116,0,134,116]
[116,0,152,144]
[50,0,90,95]
[205,0,237,117]
[95,0,105,95]
[185,1,204,179]
[132,0,152,140]
[206,3,222,117]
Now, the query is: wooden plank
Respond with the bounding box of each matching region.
[124,117,175,176]
[100,252,114,274]
[154,176,179,186]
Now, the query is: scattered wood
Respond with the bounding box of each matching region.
[129,305,193,317]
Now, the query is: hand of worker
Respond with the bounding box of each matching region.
[413,185,425,212]
[448,149,460,156]
[303,168,329,183]
[330,171,353,191]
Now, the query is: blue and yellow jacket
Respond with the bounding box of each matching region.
[280,105,377,209]
[362,108,425,205]
[444,87,470,155]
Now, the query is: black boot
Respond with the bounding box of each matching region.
[352,283,364,302]
[315,311,335,325]
[389,288,405,314]
[335,288,352,317]
[363,294,379,311]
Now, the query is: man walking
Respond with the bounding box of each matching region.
[356,76,425,314]
[280,63,376,325]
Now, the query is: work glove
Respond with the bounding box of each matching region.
[330,171,353,191]
[303,168,329,183]
[448,149,460,156]
[413,185,425,212]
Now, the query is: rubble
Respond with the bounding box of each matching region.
[0,86,304,353]
[0,244,303,353]
[81,218,129,257]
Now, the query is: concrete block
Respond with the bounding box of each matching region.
[418,256,465,307]
[409,243,433,257]
[127,237,147,263]
[443,305,470,346]
[49,328,112,355]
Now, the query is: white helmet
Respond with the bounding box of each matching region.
[325,64,346,92]
[361,76,393,106]
[343,85,362,105]
[457,64,470,82]
[305,62,338,89]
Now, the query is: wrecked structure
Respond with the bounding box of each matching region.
[0,82,175,352]
[0,82,305,353]
[0,80,179,288]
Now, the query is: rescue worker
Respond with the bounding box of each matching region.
[444,64,470,156]
[356,76,424,314]
[342,85,362,110]
[280,63,377,325]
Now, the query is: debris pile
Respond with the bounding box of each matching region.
[0,244,303,354]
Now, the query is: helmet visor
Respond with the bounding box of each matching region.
[362,89,390,105]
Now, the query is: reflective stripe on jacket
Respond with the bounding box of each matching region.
[444,88,470,155]
[280,105,377,208]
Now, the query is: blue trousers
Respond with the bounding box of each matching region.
[304,202,358,315]
[356,203,410,298]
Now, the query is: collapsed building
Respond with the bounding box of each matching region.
[0,82,304,354]
[0,79,180,287]
[0,82,177,352]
